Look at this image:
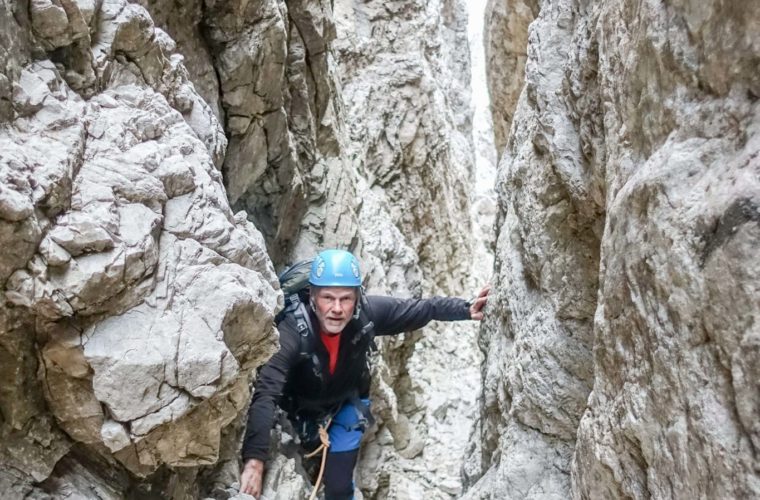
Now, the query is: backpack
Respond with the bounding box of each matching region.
[275,258,313,326]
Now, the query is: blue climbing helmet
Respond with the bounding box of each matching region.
[309,249,362,287]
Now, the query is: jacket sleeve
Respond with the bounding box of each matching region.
[241,323,301,462]
[366,295,471,336]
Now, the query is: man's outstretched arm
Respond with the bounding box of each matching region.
[368,284,490,336]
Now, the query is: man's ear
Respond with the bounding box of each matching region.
[309,286,319,312]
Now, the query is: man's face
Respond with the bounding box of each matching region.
[312,287,357,334]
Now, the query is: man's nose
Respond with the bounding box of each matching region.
[330,299,342,312]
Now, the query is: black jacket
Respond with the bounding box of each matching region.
[241,294,471,461]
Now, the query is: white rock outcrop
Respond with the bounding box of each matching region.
[468,0,760,498]
[1,0,281,496]
[1,0,486,497]
[333,1,487,498]
[483,0,537,153]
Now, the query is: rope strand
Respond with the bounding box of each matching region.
[306,418,333,500]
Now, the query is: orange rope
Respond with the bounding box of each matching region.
[305,418,332,500]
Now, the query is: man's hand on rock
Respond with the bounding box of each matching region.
[469,284,491,321]
[240,458,264,498]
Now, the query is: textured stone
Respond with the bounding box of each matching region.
[0,61,85,287]
[48,212,115,256]
[31,0,95,50]
[0,0,488,497]
[484,0,537,152]
[468,0,760,499]
[333,1,485,498]
[572,1,760,497]
[0,307,72,497]
[259,455,311,500]
[2,0,757,497]
[1,0,283,493]
[202,0,351,261]
[0,1,32,122]
[24,84,285,471]
[132,0,224,121]
[335,0,475,293]
[101,420,131,453]
[39,236,72,266]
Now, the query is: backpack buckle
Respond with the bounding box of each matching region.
[296,319,309,335]
[286,293,301,310]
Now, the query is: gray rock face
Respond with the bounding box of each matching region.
[9,0,758,498]
[484,0,538,153]
[331,1,487,498]
[335,0,475,292]
[1,0,281,496]
[194,0,359,263]
[1,0,486,497]
[470,0,760,498]
[574,1,760,497]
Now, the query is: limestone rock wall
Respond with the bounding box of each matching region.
[0,0,483,498]
[335,0,475,293]
[469,0,760,498]
[333,1,485,498]
[483,0,538,153]
[0,1,283,497]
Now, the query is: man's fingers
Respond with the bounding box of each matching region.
[472,296,487,311]
[470,285,491,305]
[241,482,260,498]
[241,476,252,495]
[469,294,488,321]
[240,469,262,498]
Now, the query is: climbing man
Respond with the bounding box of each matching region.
[240,249,489,499]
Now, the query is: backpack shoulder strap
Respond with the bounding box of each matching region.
[352,295,377,352]
[291,297,311,339]
[291,299,323,381]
